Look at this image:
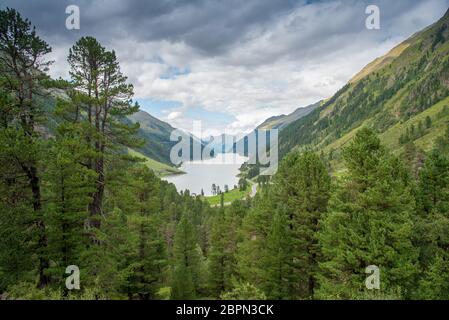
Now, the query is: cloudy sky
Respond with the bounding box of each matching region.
[2,0,449,136]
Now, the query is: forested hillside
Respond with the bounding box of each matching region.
[1,7,449,301]
[279,8,449,164]
[128,110,178,165]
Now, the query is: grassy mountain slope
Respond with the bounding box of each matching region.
[279,8,449,162]
[38,89,180,173]
[127,110,177,164]
[127,148,183,177]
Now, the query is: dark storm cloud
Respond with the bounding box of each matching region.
[0,0,303,54]
[1,0,443,59]
[2,0,448,135]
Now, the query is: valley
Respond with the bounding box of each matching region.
[1,3,449,302]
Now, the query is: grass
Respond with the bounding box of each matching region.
[320,97,449,174]
[380,96,449,154]
[204,184,252,206]
[127,148,183,177]
[349,42,410,83]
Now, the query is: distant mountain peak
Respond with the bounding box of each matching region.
[256,101,321,130]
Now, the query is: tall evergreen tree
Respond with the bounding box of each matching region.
[415,138,449,298]
[272,151,331,298]
[261,211,294,299]
[0,8,52,288]
[236,187,277,287]
[127,167,167,299]
[67,36,140,229]
[317,128,418,299]
[44,130,96,291]
[208,203,241,298]
[171,214,203,299]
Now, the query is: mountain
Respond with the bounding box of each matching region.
[38,89,181,173]
[230,102,320,157]
[256,101,321,130]
[127,110,177,165]
[278,8,449,163]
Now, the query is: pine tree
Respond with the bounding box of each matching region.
[425,116,432,129]
[0,132,35,289]
[126,167,167,299]
[44,131,96,291]
[208,211,227,297]
[271,151,331,298]
[317,128,418,299]
[82,207,132,299]
[261,211,294,299]
[435,124,449,156]
[67,36,140,229]
[236,187,277,286]
[415,143,449,299]
[208,203,240,298]
[0,8,52,288]
[171,214,203,299]
[401,142,425,179]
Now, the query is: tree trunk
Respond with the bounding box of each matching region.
[30,165,50,288]
[88,156,104,229]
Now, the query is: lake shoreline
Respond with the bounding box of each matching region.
[163,153,248,196]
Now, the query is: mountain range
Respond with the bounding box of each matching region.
[41,8,449,177]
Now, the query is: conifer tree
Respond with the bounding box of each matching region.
[208,203,240,297]
[415,136,449,298]
[127,167,167,299]
[171,214,203,299]
[435,124,449,156]
[261,211,294,299]
[0,8,52,287]
[44,131,96,290]
[317,128,418,299]
[67,36,140,229]
[271,151,331,298]
[236,187,277,286]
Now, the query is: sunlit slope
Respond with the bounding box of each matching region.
[127,148,183,177]
[279,8,449,159]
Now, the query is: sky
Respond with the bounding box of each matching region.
[2,0,449,137]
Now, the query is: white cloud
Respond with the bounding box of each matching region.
[43,0,449,135]
[166,111,182,120]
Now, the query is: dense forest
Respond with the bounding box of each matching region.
[1,8,449,300]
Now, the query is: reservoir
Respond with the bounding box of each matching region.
[164,153,247,196]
